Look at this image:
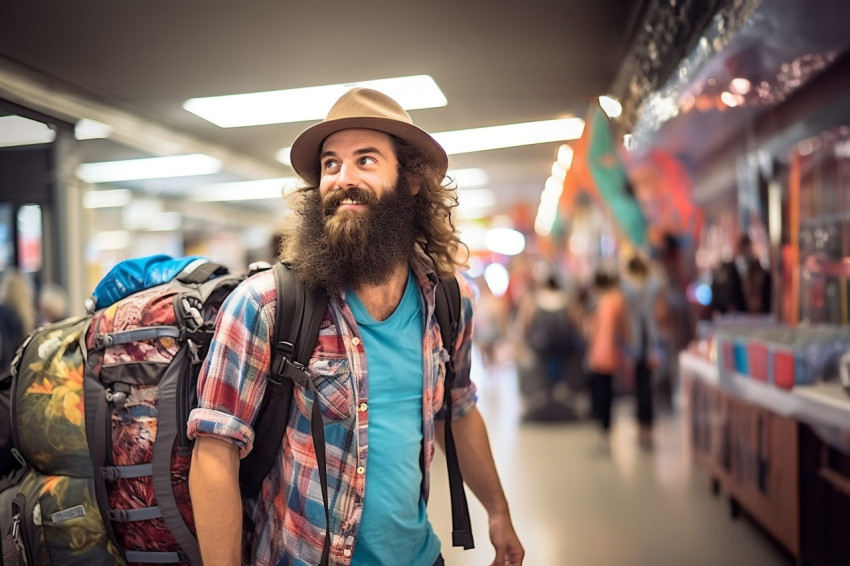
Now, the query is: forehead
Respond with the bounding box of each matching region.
[320,128,396,155]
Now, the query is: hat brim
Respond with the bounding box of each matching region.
[290,116,448,185]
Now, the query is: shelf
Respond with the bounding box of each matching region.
[680,351,850,431]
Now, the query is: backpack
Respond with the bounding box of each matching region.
[1,256,471,565]
[527,305,585,357]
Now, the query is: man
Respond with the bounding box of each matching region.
[187,88,524,566]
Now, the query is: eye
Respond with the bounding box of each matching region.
[358,156,377,166]
[321,158,340,171]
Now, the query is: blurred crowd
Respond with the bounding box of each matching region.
[469,233,700,452]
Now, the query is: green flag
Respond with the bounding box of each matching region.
[586,104,647,248]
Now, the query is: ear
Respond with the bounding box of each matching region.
[409,180,421,195]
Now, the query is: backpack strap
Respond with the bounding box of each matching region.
[175,260,229,284]
[239,263,331,564]
[434,275,475,550]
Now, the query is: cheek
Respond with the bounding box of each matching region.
[318,180,334,197]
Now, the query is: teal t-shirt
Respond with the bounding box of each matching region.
[347,270,441,566]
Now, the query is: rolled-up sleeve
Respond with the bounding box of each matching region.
[187,272,276,459]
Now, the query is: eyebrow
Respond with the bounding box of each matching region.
[320,147,388,160]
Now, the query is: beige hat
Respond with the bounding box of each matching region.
[289,87,448,185]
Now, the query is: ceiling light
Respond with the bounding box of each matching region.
[485,227,526,256]
[77,154,222,183]
[729,78,751,95]
[184,75,447,128]
[433,118,585,155]
[598,95,622,118]
[447,168,489,188]
[556,144,574,168]
[551,161,567,182]
[83,189,132,209]
[458,189,495,209]
[0,115,55,147]
[720,91,744,108]
[190,177,303,202]
[277,119,584,162]
[277,118,584,165]
[75,118,113,140]
[483,263,510,297]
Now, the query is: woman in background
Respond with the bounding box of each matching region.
[586,270,631,453]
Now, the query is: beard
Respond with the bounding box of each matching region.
[285,177,419,291]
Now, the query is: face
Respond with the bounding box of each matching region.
[282,129,422,291]
[318,128,402,208]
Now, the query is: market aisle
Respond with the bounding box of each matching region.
[428,355,795,566]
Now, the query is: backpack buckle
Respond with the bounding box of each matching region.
[279,358,310,388]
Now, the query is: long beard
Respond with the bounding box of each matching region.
[286,179,419,291]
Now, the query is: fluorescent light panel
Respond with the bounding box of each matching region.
[598,95,622,118]
[448,168,489,189]
[77,154,222,183]
[184,75,447,128]
[83,189,132,209]
[190,177,303,202]
[75,118,113,140]
[433,118,584,155]
[458,189,495,209]
[276,118,585,165]
[0,115,55,147]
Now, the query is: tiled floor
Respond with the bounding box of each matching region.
[427,358,796,566]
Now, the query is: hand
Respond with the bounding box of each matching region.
[487,511,524,566]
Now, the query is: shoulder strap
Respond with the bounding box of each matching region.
[434,275,475,550]
[239,263,328,497]
[238,263,332,565]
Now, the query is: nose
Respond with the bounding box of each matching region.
[336,161,360,189]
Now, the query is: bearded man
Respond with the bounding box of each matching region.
[188,88,524,566]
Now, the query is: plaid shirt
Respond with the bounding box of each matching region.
[187,254,477,566]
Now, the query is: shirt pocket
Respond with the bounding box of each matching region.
[294,352,355,423]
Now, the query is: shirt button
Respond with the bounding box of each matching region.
[352,337,361,346]
[356,466,365,475]
[359,402,368,412]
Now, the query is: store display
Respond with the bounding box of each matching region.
[715,325,850,389]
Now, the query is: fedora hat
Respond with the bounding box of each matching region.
[289,87,448,185]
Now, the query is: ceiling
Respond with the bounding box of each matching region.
[0,0,648,221]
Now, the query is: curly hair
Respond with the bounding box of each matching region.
[391,136,468,278]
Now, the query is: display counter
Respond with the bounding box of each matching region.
[681,351,850,565]
[680,352,850,431]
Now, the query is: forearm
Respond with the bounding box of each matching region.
[436,408,525,564]
[189,436,243,566]
[436,409,510,516]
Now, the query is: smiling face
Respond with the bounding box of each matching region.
[318,128,402,210]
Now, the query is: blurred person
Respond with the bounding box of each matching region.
[0,302,23,377]
[38,281,69,324]
[0,268,34,376]
[622,255,662,449]
[586,269,631,453]
[0,268,36,336]
[654,233,696,409]
[187,88,524,566]
[710,234,771,316]
[472,278,510,370]
[737,233,772,314]
[517,273,585,420]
